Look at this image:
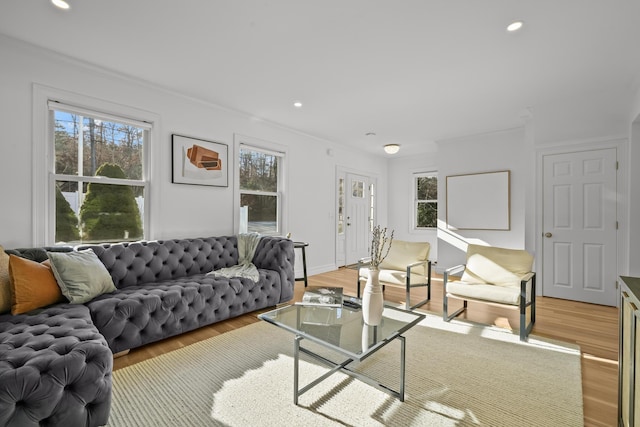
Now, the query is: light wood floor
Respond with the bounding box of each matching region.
[113,268,619,427]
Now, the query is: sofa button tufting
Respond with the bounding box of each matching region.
[0,235,293,425]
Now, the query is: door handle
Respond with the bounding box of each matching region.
[544,232,552,238]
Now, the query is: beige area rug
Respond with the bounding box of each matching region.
[108,313,583,426]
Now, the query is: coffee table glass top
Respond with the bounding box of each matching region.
[258,303,425,360]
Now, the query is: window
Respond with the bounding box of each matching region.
[352,180,364,198]
[238,144,285,234]
[414,172,438,229]
[49,101,150,244]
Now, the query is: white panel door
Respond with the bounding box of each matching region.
[345,173,371,265]
[542,148,617,306]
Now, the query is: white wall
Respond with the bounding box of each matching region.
[0,35,387,275]
[532,86,634,145]
[387,151,439,262]
[435,128,529,272]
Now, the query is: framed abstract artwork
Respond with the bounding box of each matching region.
[171,134,228,187]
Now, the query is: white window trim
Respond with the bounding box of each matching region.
[410,170,438,232]
[32,84,159,245]
[233,133,288,235]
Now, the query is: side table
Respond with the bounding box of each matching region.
[293,241,309,287]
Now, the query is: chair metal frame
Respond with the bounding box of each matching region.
[357,257,432,310]
[443,264,536,341]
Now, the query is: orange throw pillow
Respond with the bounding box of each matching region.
[9,255,65,315]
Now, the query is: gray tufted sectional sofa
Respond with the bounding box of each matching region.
[0,235,294,427]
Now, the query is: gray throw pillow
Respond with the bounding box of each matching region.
[47,249,116,304]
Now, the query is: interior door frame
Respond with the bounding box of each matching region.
[535,137,629,306]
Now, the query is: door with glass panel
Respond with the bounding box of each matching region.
[344,173,374,266]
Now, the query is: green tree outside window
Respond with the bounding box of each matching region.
[416,174,437,228]
[80,163,142,241]
[55,186,80,242]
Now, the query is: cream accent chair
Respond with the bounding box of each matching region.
[443,244,536,341]
[357,240,431,310]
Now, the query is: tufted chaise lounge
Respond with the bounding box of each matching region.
[0,236,295,426]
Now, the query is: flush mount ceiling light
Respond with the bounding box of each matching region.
[51,0,70,9]
[293,101,302,108]
[507,20,524,32]
[384,144,400,154]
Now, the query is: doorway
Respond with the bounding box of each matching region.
[336,169,376,267]
[541,147,618,306]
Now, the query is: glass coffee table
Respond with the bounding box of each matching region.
[258,301,425,405]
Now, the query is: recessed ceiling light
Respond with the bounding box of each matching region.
[507,21,524,32]
[52,0,70,9]
[293,101,302,108]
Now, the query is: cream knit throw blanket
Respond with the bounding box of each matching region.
[207,233,261,282]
